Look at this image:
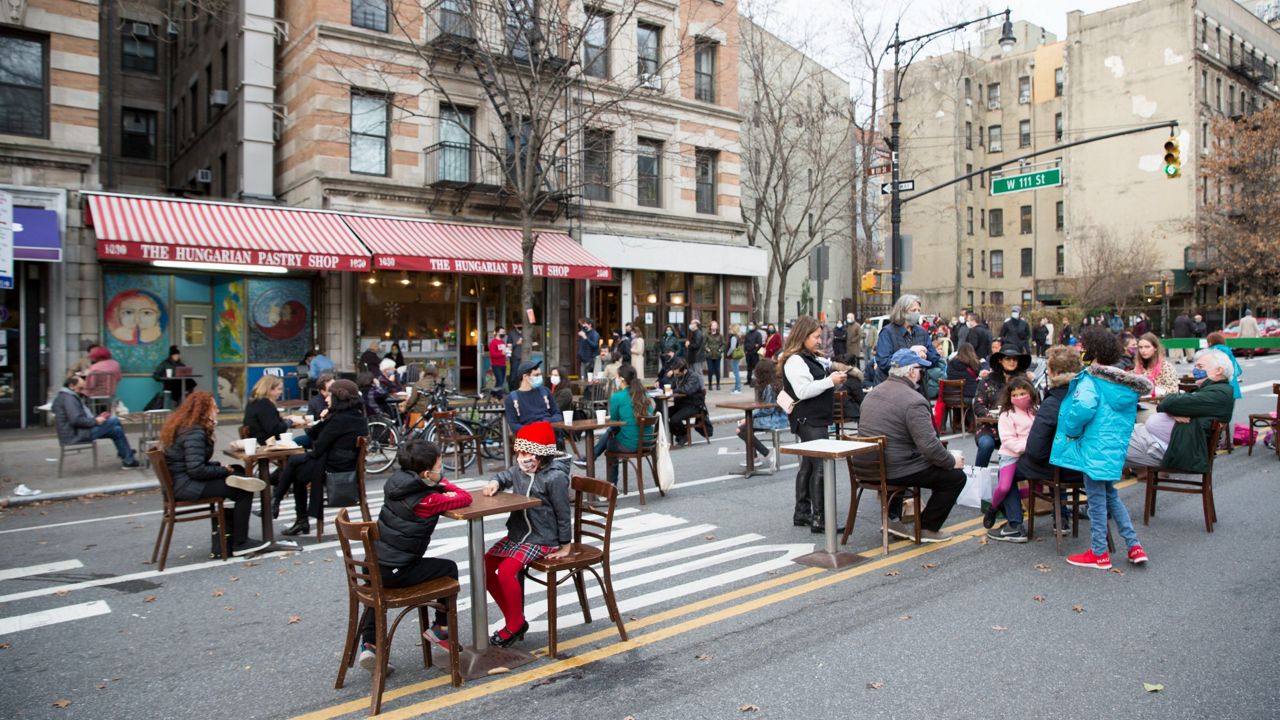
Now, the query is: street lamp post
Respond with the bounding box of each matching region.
[888,9,1017,302]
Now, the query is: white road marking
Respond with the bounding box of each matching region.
[0,560,84,582]
[0,600,111,635]
[1241,381,1278,394]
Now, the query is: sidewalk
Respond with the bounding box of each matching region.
[0,385,749,507]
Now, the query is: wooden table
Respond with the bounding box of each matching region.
[717,401,779,477]
[779,438,879,570]
[551,418,624,479]
[223,445,305,553]
[276,399,307,411]
[444,492,543,680]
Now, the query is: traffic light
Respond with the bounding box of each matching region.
[861,270,877,293]
[1163,137,1180,178]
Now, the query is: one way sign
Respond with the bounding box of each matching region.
[880,180,915,195]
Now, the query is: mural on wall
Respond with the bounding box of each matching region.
[214,279,246,363]
[217,367,245,410]
[247,278,311,363]
[103,273,169,373]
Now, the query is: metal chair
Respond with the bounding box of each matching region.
[1143,421,1224,533]
[58,439,99,478]
[839,435,923,553]
[147,448,228,570]
[1246,383,1280,458]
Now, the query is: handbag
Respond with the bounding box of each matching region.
[956,465,994,509]
[324,470,361,507]
[776,389,796,414]
[655,414,675,493]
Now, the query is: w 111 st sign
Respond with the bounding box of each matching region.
[990,167,1062,196]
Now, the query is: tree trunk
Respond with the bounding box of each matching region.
[520,213,536,321]
[776,268,790,324]
[762,269,775,325]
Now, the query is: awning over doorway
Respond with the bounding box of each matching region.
[85,193,371,272]
[346,216,611,280]
[582,234,768,277]
[13,208,62,262]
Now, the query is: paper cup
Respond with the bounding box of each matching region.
[663,384,673,394]
[595,409,607,424]
[587,372,595,382]
[304,414,315,424]
[165,368,174,378]
[278,432,294,445]
[242,437,258,456]
[562,410,575,426]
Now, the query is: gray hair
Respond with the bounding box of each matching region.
[1194,348,1235,380]
[888,365,918,379]
[889,294,921,326]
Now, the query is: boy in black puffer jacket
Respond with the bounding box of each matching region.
[358,440,472,672]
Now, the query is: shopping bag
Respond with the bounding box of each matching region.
[655,414,675,493]
[324,470,361,507]
[956,465,994,509]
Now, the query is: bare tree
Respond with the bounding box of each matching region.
[739,7,854,323]
[1070,227,1159,317]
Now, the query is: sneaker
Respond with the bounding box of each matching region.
[1066,549,1112,570]
[730,389,742,394]
[987,523,1028,543]
[919,528,955,543]
[231,538,270,556]
[422,624,451,650]
[1127,546,1149,565]
[226,475,267,493]
[884,519,913,540]
[122,458,141,469]
[572,458,588,468]
[358,643,396,675]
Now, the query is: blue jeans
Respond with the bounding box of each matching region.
[729,359,742,392]
[593,432,634,486]
[999,478,1024,528]
[1084,478,1140,555]
[975,434,997,468]
[92,417,135,463]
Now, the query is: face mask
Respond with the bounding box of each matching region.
[517,454,539,474]
[907,312,921,325]
[749,325,756,331]
[421,468,442,487]
[550,374,560,385]
[1191,367,1208,380]
[498,333,505,339]
[1011,311,1020,319]
[666,330,673,337]
[529,375,544,388]
[1011,395,1033,411]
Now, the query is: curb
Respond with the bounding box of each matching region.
[1,480,159,509]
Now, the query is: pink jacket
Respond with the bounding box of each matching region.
[997,407,1036,458]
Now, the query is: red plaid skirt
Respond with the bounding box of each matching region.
[485,536,556,566]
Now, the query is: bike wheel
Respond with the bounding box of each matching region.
[429,421,477,473]
[365,421,399,474]
[478,419,504,461]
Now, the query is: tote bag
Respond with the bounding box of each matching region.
[655,414,675,493]
[325,470,361,507]
[956,465,994,509]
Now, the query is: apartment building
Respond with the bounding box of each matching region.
[891,0,1280,319]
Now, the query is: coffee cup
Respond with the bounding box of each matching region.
[587,372,595,382]
[304,414,315,424]
[242,437,258,455]
[165,368,174,378]
[663,384,673,394]
[279,432,294,446]
[562,410,575,426]
[595,409,607,424]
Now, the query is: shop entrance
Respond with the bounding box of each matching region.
[459,297,480,394]
[592,283,622,346]
[174,304,214,396]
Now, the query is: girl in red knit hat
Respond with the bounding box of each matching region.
[480,420,573,646]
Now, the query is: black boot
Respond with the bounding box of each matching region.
[282,518,310,536]
[253,496,282,519]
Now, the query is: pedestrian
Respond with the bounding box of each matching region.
[1172,310,1195,364]
[53,375,140,469]
[973,346,1032,468]
[686,319,707,381]
[945,342,982,402]
[360,342,382,375]
[629,322,647,380]
[1238,309,1261,358]
[1133,313,1150,337]
[819,321,834,358]
[763,324,783,359]
[152,346,197,407]
[1205,331,1243,400]
[1033,317,1050,357]
[577,318,600,379]
[1058,320,1073,347]
[704,320,724,391]
[873,295,942,383]
[1192,313,1207,340]
[1044,318,1055,352]
[274,379,368,537]
[384,342,405,368]
[480,421,573,647]
[1050,325,1153,569]
[504,361,562,435]
[1014,344,1084,534]
[726,323,744,393]
[735,358,788,469]
[966,313,992,361]
[659,324,682,377]
[999,305,1032,355]
[779,316,847,533]
[67,340,100,379]
[831,319,848,360]
[743,320,763,384]
[506,323,524,391]
[1108,310,1124,334]
[244,374,308,446]
[548,366,573,412]
[359,439,472,669]
[984,377,1039,541]
[1124,349,1235,474]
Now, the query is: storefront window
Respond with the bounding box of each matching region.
[359,273,459,371]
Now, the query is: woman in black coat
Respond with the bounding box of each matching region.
[244,374,308,446]
[945,343,982,400]
[161,391,265,557]
[275,379,369,536]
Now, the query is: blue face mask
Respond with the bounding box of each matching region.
[530,375,544,388]
[1191,367,1208,381]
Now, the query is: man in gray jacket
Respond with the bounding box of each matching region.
[857,349,964,542]
[53,375,139,468]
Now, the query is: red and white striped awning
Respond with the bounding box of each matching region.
[345,216,611,280]
[85,193,371,272]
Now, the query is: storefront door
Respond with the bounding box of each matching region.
[175,304,214,397]
[592,283,622,344]
[460,297,480,394]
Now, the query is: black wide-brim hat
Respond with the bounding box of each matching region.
[990,346,1032,373]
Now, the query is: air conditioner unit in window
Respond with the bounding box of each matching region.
[193,168,213,184]
[639,73,661,90]
[167,21,179,36]
[1018,93,1030,104]
[987,100,1001,110]
[131,22,152,37]
[210,89,229,107]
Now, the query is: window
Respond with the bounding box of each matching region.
[583,11,609,79]
[582,129,612,201]
[122,25,157,73]
[0,31,47,137]
[991,291,1004,305]
[1019,119,1031,147]
[694,40,716,103]
[980,208,985,229]
[964,77,971,100]
[981,250,986,271]
[987,82,1000,107]
[1020,205,1032,234]
[220,43,229,93]
[990,250,1004,278]
[1055,244,1064,275]
[1020,248,1033,277]
[1056,201,1064,231]
[438,106,474,182]
[965,121,972,150]
[695,148,717,213]
[1229,83,1235,115]
[1018,75,1030,103]
[189,80,198,135]
[1054,68,1063,97]
[990,208,1004,237]
[966,163,973,190]
[121,108,157,159]
[966,207,974,235]
[988,125,1002,153]
[350,92,388,175]
[1201,121,1209,154]
[980,171,985,189]
[637,138,661,207]
[218,152,228,197]
[352,0,388,32]
[1216,77,1222,111]
[966,248,974,277]
[637,23,660,86]
[204,64,213,116]
[1201,70,1208,103]
[968,290,975,308]
[1054,113,1062,142]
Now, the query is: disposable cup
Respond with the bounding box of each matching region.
[595,409,607,424]
[563,410,575,426]
[242,437,258,455]
[663,384,673,394]
[279,432,294,445]
[165,368,174,378]
[304,414,315,424]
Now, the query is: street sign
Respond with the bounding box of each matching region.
[880,180,915,195]
[990,167,1062,196]
[0,191,12,290]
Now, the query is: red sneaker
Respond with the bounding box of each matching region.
[1127,546,1149,565]
[1066,549,1112,570]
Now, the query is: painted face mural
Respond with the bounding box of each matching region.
[106,290,165,345]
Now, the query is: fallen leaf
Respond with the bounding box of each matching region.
[694,654,712,661]
[992,625,1008,632]
[287,614,301,625]
[487,666,511,676]
[276,569,288,575]
[704,535,716,541]
[229,576,240,582]
[0,642,9,649]
[898,615,911,621]
[738,704,760,713]
[53,590,69,597]
[96,683,108,690]
[866,682,884,690]
[1035,563,1051,573]
[240,561,259,568]
[1109,568,1126,576]
[52,699,72,708]
[978,537,989,545]
[293,560,303,566]
[1143,682,1165,693]
[211,590,225,598]
[143,595,157,603]
[884,570,900,577]
[624,716,637,720]
[224,606,235,612]
[1072,604,1086,614]
[141,560,153,565]
[628,616,639,622]
[922,562,939,570]
[1032,595,1046,603]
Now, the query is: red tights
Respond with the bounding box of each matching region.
[484,552,527,634]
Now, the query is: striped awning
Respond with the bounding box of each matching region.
[85,193,371,272]
[345,216,611,280]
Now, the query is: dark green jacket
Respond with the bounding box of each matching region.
[1155,379,1235,473]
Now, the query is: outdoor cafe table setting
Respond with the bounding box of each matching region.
[444,492,543,680]
[779,438,880,570]
[551,411,625,479]
[716,400,779,477]
[223,435,305,553]
[647,386,678,443]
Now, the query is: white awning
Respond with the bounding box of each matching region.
[581,234,768,277]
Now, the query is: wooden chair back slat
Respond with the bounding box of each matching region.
[844,435,887,485]
[147,448,176,505]
[940,379,966,407]
[572,475,616,546]
[334,509,384,596]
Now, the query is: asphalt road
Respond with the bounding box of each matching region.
[2,354,1279,720]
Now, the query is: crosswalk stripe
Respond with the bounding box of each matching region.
[0,600,111,636]
[0,560,84,582]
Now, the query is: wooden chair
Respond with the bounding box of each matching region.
[679,404,713,446]
[334,509,461,715]
[316,436,371,542]
[1143,421,1224,533]
[431,410,483,476]
[1246,383,1280,458]
[608,414,662,506]
[58,438,99,478]
[525,475,628,658]
[938,379,969,434]
[838,435,923,553]
[147,448,228,570]
[1026,467,1087,555]
[832,390,850,438]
